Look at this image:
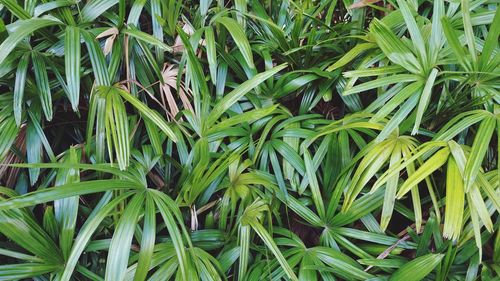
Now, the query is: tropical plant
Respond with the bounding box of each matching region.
[0,0,498,280]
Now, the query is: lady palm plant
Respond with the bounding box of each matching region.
[0,0,498,280]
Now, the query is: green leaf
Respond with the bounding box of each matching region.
[215,17,255,70]
[82,30,110,86]
[105,192,145,281]
[34,0,76,17]
[304,150,325,218]
[238,225,250,281]
[32,53,53,121]
[480,7,500,67]
[115,87,177,142]
[327,43,377,71]
[176,26,209,126]
[430,0,444,58]
[313,246,374,280]
[205,27,217,85]
[463,116,496,191]
[272,139,306,175]
[13,53,29,126]
[344,139,394,211]
[0,263,61,280]
[389,254,444,281]
[0,0,31,19]
[370,19,421,73]
[80,0,119,23]
[0,207,62,264]
[105,87,130,170]
[61,192,133,281]
[150,190,189,281]
[54,148,81,259]
[412,68,438,134]
[441,17,469,70]
[65,25,81,111]
[133,194,156,281]
[396,147,450,199]
[343,74,418,96]
[206,63,287,128]
[380,142,402,231]
[0,18,60,65]
[249,220,298,281]
[397,0,427,63]
[461,0,477,65]
[443,157,465,241]
[0,179,143,211]
[207,105,278,137]
[123,26,172,52]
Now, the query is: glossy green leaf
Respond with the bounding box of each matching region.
[389,254,443,281]
[64,25,81,111]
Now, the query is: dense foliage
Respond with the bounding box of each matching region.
[0,0,498,280]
